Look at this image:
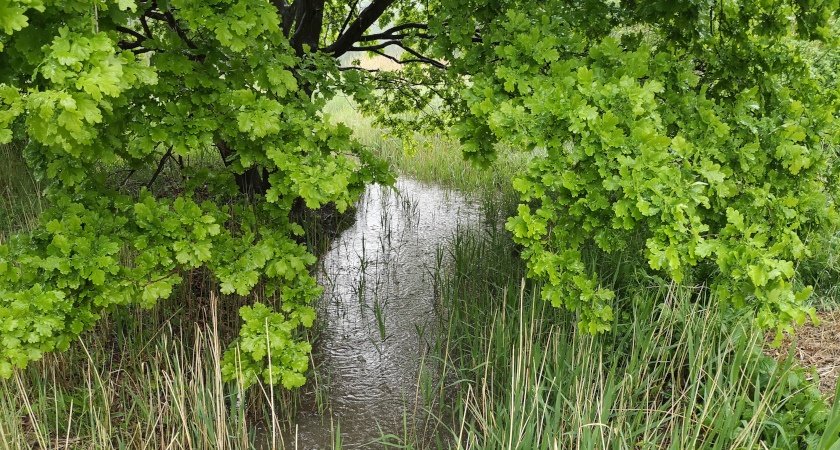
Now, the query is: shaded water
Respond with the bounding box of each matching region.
[286,179,480,449]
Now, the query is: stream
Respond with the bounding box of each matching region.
[283,178,481,449]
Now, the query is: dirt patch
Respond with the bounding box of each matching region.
[765,310,840,400]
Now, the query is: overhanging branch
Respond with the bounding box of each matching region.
[355,23,429,42]
[337,0,360,38]
[116,25,149,50]
[323,0,397,57]
[352,46,446,69]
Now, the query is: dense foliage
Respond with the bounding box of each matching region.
[1,0,838,386]
[433,1,840,337]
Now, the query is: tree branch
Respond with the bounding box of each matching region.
[290,0,327,54]
[116,25,148,43]
[357,32,432,42]
[323,0,397,57]
[354,46,446,69]
[395,43,446,69]
[143,10,169,23]
[164,10,198,49]
[339,66,382,73]
[356,22,428,42]
[349,40,401,52]
[140,14,153,39]
[269,0,288,15]
[116,25,151,51]
[147,145,174,189]
[349,41,446,69]
[269,0,296,35]
[337,0,360,39]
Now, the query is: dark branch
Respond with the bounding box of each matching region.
[357,47,446,69]
[357,32,432,42]
[269,0,296,35]
[349,40,401,52]
[120,169,137,187]
[118,40,145,50]
[349,40,446,69]
[147,145,174,189]
[143,10,169,22]
[339,66,382,72]
[356,22,428,42]
[396,43,446,69]
[216,140,234,166]
[164,10,198,49]
[337,0,360,38]
[290,0,327,54]
[116,25,150,51]
[140,15,153,39]
[323,0,397,57]
[116,25,148,43]
[269,0,288,15]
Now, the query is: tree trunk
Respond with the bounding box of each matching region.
[215,140,269,197]
[290,0,326,54]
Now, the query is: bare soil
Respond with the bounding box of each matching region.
[766,310,840,401]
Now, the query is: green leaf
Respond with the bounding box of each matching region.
[281,370,306,389]
[117,0,136,11]
[748,265,769,287]
[0,2,31,35]
[90,269,106,286]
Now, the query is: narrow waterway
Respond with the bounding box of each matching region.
[283,178,480,448]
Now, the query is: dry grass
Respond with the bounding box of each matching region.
[767,310,840,400]
[354,55,403,72]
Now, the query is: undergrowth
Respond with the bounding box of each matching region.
[2,101,840,449]
[431,220,836,449]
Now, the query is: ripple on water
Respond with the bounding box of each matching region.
[277,179,480,449]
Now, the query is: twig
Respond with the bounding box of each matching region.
[147,145,174,189]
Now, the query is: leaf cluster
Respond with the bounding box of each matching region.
[433,0,840,337]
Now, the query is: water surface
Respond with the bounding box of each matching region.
[286,178,479,449]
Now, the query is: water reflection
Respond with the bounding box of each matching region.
[286,178,479,449]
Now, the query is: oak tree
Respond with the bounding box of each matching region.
[1,0,838,386]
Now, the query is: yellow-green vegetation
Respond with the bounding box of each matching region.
[324,93,840,448]
[0,278,324,449]
[2,99,840,449]
[323,96,532,197]
[2,0,840,447]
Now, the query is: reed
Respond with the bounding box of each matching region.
[322,96,532,197]
[430,220,835,450]
[2,94,839,450]
[0,289,331,449]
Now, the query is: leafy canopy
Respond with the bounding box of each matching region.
[1,0,838,385]
[434,0,840,338]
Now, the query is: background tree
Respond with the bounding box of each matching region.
[1,0,838,387]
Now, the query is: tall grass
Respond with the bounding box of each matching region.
[322,96,532,196]
[2,92,839,450]
[0,142,43,238]
[798,226,840,310]
[0,291,333,450]
[428,203,834,450]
